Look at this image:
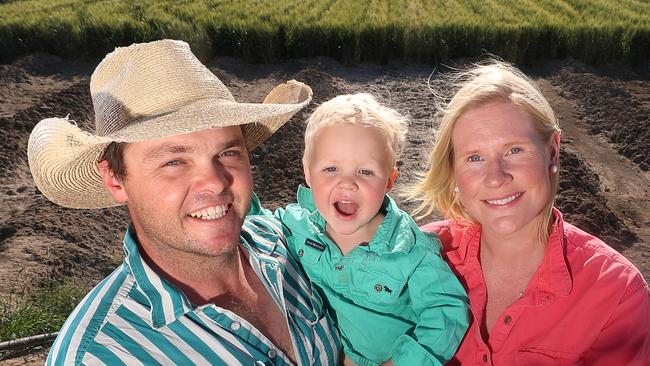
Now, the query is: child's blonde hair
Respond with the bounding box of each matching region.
[407,59,561,244]
[303,93,408,169]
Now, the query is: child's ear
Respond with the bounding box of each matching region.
[98,160,128,203]
[303,160,312,187]
[386,168,398,191]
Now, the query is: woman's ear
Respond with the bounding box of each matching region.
[98,160,128,203]
[549,132,561,164]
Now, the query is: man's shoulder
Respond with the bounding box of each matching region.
[243,213,285,239]
[46,265,131,365]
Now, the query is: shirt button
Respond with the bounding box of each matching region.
[230,321,241,331]
[267,349,277,358]
[297,249,304,257]
[504,315,512,324]
[482,354,488,363]
[374,283,383,292]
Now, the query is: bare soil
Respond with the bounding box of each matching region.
[0,54,648,364]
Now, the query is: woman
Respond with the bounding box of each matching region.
[407,60,649,365]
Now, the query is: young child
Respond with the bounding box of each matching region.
[275,93,469,366]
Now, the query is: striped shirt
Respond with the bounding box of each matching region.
[46,215,342,365]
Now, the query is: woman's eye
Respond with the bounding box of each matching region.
[467,155,482,162]
[359,169,373,176]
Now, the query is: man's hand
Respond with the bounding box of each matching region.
[380,360,395,366]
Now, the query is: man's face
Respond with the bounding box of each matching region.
[106,127,253,259]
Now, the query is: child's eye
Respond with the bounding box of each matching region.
[507,147,523,155]
[467,155,482,162]
[359,169,374,176]
[323,167,337,173]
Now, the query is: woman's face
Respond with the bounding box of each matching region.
[451,100,559,240]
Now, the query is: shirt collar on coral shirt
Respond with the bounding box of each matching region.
[443,208,573,299]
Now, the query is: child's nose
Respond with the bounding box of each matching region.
[337,175,358,191]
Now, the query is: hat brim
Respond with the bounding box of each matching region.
[28,80,312,209]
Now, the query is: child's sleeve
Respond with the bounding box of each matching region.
[390,235,469,366]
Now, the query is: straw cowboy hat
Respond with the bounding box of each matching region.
[28,39,312,209]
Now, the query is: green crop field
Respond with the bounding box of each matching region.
[0,0,648,65]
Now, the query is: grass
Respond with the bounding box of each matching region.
[0,0,648,65]
[0,280,86,342]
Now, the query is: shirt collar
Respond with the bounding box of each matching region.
[296,185,415,253]
[443,208,572,297]
[123,226,194,328]
[122,193,282,328]
[538,208,573,296]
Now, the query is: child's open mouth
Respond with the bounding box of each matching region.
[334,200,358,219]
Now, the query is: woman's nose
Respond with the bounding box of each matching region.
[484,159,512,188]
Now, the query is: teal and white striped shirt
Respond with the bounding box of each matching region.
[46,215,341,365]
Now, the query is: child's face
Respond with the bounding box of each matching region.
[304,123,397,245]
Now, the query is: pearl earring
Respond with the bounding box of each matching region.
[454,186,460,193]
[551,164,558,173]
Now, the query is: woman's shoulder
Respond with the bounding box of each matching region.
[560,219,647,293]
[420,219,477,250]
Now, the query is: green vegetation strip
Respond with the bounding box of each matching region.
[0,280,86,343]
[0,0,648,64]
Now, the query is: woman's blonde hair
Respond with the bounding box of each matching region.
[303,93,407,169]
[407,59,561,244]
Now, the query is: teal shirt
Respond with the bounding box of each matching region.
[274,186,469,366]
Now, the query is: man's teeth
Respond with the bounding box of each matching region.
[486,193,522,205]
[189,205,228,220]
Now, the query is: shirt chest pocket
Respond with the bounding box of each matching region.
[515,347,581,366]
[349,267,407,307]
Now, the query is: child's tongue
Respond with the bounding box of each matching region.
[335,201,358,216]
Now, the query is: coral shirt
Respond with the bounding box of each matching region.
[421,209,650,366]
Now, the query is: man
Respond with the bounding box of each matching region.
[28,39,341,365]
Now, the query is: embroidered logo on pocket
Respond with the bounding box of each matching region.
[305,238,326,251]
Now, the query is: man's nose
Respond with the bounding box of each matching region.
[484,159,512,188]
[193,162,230,194]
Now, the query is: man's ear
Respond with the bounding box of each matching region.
[303,160,312,187]
[387,168,398,191]
[98,160,128,203]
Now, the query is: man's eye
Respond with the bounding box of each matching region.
[221,150,240,157]
[163,160,180,167]
[508,147,523,155]
[467,155,482,162]
[359,169,373,176]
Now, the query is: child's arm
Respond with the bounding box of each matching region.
[389,239,469,366]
